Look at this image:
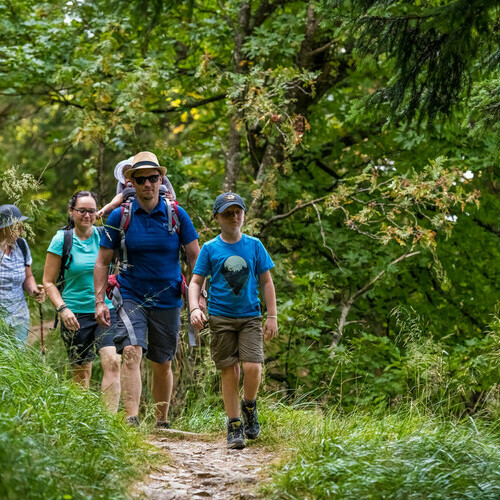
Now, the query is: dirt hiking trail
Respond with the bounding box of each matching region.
[134,429,277,499]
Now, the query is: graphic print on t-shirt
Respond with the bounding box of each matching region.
[221,255,249,296]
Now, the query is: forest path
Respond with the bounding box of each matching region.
[133,429,277,499]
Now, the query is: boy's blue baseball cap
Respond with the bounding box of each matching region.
[213,192,246,216]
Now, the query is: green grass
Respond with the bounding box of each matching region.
[172,395,500,499]
[0,330,150,500]
[9,316,499,499]
[260,405,500,499]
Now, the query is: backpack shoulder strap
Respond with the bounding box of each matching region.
[164,199,181,235]
[62,228,73,269]
[172,202,181,235]
[118,201,133,270]
[57,228,73,291]
[16,238,29,266]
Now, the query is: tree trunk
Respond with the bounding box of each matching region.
[247,137,284,218]
[97,140,105,202]
[223,116,241,192]
[222,2,250,192]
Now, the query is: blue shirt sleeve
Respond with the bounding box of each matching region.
[177,206,199,246]
[193,244,210,277]
[256,239,274,275]
[47,230,64,257]
[100,207,122,250]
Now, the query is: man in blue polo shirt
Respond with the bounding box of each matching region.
[94,151,203,427]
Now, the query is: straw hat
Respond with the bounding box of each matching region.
[125,151,167,179]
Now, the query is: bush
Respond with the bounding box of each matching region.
[0,331,149,499]
[262,408,500,499]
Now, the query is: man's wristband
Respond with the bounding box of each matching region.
[95,300,105,305]
[267,315,278,319]
[190,307,200,314]
[56,304,68,313]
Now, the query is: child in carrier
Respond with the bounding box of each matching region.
[96,157,177,218]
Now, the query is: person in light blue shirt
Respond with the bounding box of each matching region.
[193,233,274,317]
[43,191,120,412]
[0,204,45,343]
[189,192,278,450]
[47,227,114,314]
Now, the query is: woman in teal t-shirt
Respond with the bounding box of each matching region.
[43,191,120,412]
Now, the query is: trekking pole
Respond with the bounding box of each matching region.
[38,302,46,360]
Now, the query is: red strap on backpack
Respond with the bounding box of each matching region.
[106,274,120,300]
[180,274,187,299]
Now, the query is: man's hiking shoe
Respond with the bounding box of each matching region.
[156,420,170,429]
[227,418,245,449]
[241,400,261,439]
[126,416,140,428]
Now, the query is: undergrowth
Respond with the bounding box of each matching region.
[173,396,500,499]
[261,405,500,499]
[0,329,150,500]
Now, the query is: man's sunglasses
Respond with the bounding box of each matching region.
[134,174,160,185]
[72,208,97,215]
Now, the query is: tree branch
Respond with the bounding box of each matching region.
[250,0,289,33]
[330,250,421,356]
[151,93,227,113]
[312,202,342,268]
[309,40,335,56]
[261,194,332,229]
[48,93,226,114]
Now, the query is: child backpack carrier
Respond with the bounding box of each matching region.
[118,184,181,271]
[105,189,194,343]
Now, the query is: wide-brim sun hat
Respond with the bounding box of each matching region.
[125,151,167,179]
[0,204,28,229]
[114,156,134,184]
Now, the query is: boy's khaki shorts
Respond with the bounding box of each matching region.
[208,315,264,369]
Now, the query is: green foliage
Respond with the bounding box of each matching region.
[468,76,500,134]
[0,0,498,421]
[0,166,42,243]
[263,409,500,499]
[0,328,149,499]
[323,0,500,125]
[173,398,500,498]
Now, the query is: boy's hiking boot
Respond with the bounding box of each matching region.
[227,418,245,449]
[241,399,260,439]
[126,416,140,428]
[156,420,170,430]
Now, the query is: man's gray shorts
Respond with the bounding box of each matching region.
[113,299,181,364]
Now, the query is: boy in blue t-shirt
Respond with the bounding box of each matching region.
[189,192,278,449]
